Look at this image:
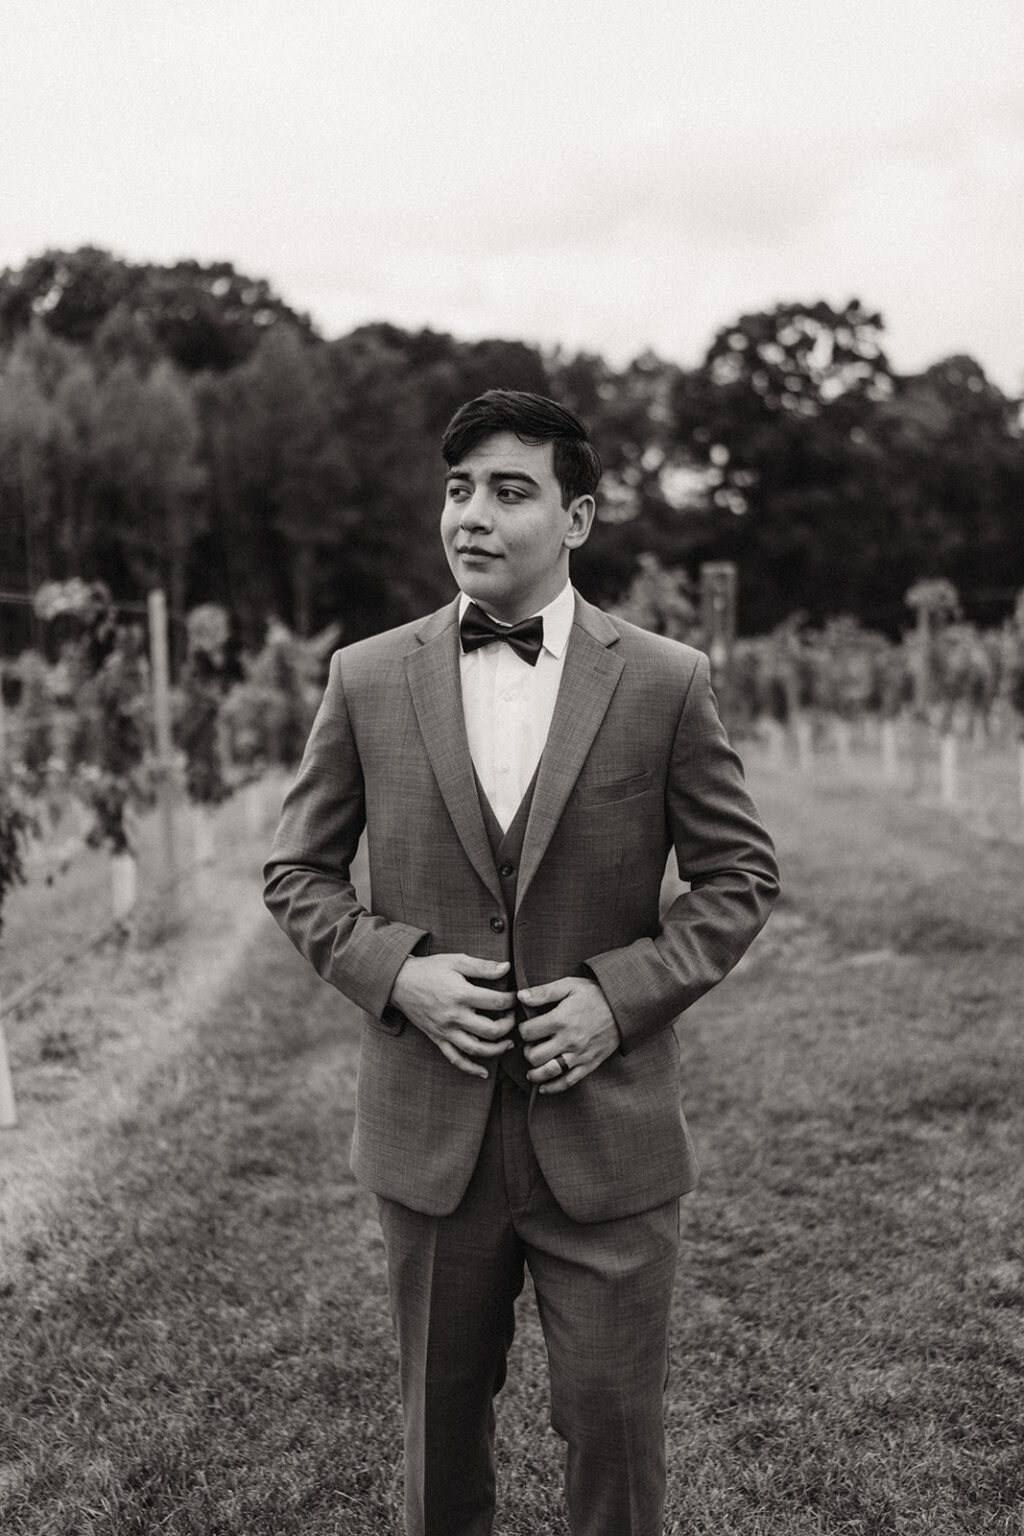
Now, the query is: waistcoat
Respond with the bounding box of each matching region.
[475,770,538,1091]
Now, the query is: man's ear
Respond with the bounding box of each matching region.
[564,495,596,550]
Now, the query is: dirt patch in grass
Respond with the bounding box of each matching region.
[0,841,271,1277]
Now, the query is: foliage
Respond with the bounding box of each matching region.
[3,251,1024,654]
[905,577,961,619]
[32,580,153,853]
[0,780,36,939]
[608,552,698,640]
[0,246,315,370]
[724,599,1024,737]
[174,604,234,806]
[219,619,338,771]
[668,302,1024,634]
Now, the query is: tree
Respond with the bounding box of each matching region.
[548,348,697,607]
[875,356,1024,622]
[91,358,207,631]
[0,248,315,371]
[194,327,359,643]
[667,299,900,631]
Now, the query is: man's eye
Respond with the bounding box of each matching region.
[497,486,525,501]
[447,485,469,500]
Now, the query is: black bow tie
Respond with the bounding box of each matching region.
[459,603,544,666]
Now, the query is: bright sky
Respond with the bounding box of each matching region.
[3,0,1022,391]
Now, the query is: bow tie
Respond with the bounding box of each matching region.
[459,603,544,666]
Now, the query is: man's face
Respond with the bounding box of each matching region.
[441,432,594,623]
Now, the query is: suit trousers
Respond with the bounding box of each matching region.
[376,1075,680,1536]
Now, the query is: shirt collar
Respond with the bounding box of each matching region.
[457,582,575,659]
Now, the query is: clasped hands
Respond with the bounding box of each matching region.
[389,953,620,1093]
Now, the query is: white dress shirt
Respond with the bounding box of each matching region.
[458,582,575,831]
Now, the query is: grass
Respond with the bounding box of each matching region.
[1,759,1023,1534]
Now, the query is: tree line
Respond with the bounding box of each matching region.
[2,246,1022,658]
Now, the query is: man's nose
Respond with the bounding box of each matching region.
[459,491,492,531]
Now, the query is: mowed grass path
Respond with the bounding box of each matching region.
[2,762,1022,1535]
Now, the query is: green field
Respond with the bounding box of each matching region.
[1,759,1022,1535]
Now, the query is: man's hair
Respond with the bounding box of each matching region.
[441,389,602,507]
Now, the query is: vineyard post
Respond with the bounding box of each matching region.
[0,686,16,1127]
[148,590,179,930]
[834,717,852,772]
[794,715,814,771]
[912,597,933,793]
[699,562,737,726]
[913,600,931,717]
[939,733,957,805]
[0,1019,16,1128]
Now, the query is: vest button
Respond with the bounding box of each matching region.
[489,916,506,933]
[499,861,515,877]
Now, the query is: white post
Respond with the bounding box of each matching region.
[939,733,957,805]
[834,717,852,772]
[881,719,899,781]
[794,714,814,771]
[0,1019,17,1128]
[192,803,216,866]
[110,850,139,921]
[244,779,265,836]
[0,675,17,1125]
[763,718,786,767]
[148,590,178,929]
[1018,742,1024,816]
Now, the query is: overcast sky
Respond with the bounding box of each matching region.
[3,0,1022,391]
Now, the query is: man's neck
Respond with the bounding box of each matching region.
[460,581,571,627]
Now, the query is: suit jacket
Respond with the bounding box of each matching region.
[264,592,779,1223]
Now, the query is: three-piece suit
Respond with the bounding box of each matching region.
[264,590,779,1535]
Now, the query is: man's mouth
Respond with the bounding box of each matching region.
[457,546,500,559]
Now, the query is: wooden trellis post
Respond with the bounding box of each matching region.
[700,562,737,725]
[148,590,179,932]
[0,1024,16,1128]
[0,681,18,1127]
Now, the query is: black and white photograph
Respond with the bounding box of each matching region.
[1,2,1022,1532]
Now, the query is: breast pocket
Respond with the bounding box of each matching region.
[575,769,655,806]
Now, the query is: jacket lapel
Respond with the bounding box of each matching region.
[404,600,503,905]
[516,596,624,911]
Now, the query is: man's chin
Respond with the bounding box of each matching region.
[458,570,507,604]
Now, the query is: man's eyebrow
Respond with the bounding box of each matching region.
[445,468,541,487]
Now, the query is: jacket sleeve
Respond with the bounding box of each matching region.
[584,652,779,1052]
[262,650,428,1019]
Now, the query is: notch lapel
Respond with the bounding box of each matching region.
[405,602,503,905]
[516,598,624,911]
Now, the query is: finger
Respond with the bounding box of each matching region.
[522,1032,560,1063]
[537,1062,584,1094]
[526,1049,570,1083]
[519,978,574,1008]
[462,1010,516,1042]
[520,1011,563,1044]
[463,984,517,1013]
[455,955,512,980]
[438,1041,490,1079]
[455,1023,516,1054]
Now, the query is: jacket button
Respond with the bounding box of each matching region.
[499,861,514,877]
[489,916,506,933]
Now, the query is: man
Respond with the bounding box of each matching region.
[264,389,779,1536]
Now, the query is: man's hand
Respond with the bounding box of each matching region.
[390,953,516,1079]
[519,976,621,1094]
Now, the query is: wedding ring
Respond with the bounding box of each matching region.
[556,1053,570,1076]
